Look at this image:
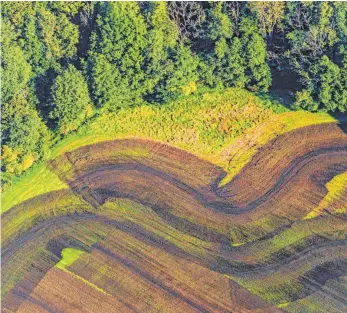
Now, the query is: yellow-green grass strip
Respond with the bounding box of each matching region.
[2,193,87,245]
[249,218,347,260]
[304,171,347,219]
[1,165,67,213]
[280,276,347,313]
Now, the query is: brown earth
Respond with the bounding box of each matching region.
[2,122,347,312]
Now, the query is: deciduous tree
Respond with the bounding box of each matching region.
[203,3,247,89]
[88,2,147,108]
[50,65,92,134]
[240,17,271,91]
[145,2,179,95]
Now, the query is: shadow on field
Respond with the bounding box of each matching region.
[330,112,347,134]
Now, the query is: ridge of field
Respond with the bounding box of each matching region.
[1,88,336,213]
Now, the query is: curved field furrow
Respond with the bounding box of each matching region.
[2,122,347,312]
[2,205,346,311]
[48,123,347,241]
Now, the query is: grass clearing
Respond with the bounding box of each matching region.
[62,88,283,156]
[1,164,67,213]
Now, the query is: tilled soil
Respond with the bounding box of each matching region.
[2,123,347,313]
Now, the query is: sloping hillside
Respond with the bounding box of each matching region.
[2,118,347,313]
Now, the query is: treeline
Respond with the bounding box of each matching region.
[1,1,347,183]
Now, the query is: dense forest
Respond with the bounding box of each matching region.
[1,1,347,185]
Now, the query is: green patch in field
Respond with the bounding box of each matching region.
[282,276,347,313]
[56,248,108,295]
[56,248,85,270]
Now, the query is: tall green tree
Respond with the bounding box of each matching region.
[340,58,347,112]
[47,2,86,17]
[239,17,271,91]
[21,14,46,74]
[1,19,32,105]
[296,55,346,112]
[316,56,342,112]
[203,3,247,89]
[1,20,49,178]
[158,42,200,102]
[286,2,347,112]
[36,6,79,68]
[144,2,199,102]
[88,2,148,108]
[145,2,179,95]
[250,1,285,38]
[2,2,79,74]
[50,65,92,134]
[2,2,80,118]
[2,96,50,176]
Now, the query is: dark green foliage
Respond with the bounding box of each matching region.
[340,60,347,112]
[144,2,200,102]
[36,6,79,66]
[203,4,246,89]
[1,92,50,180]
[3,1,344,114]
[239,17,271,92]
[50,65,92,134]
[47,1,86,16]
[1,18,49,178]
[203,5,270,92]
[316,56,342,112]
[144,2,178,95]
[21,14,46,74]
[1,19,32,105]
[284,2,347,112]
[2,97,50,161]
[2,2,79,74]
[296,55,347,112]
[2,1,80,124]
[208,3,233,40]
[152,42,200,102]
[88,2,147,108]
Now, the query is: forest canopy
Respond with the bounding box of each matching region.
[1,1,347,184]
